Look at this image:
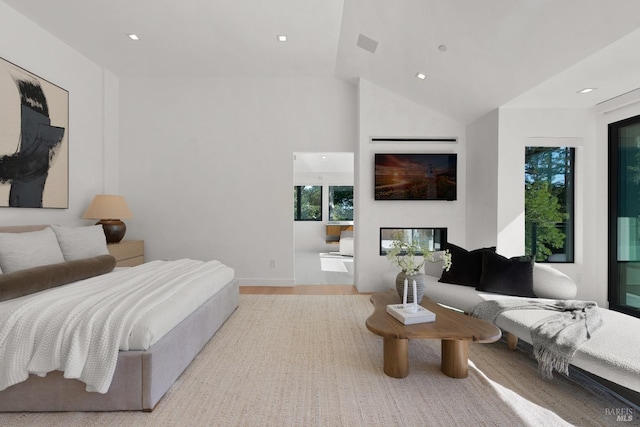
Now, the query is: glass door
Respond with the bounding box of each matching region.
[609,115,640,317]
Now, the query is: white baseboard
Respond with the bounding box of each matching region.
[238,278,296,287]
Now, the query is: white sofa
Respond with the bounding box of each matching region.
[423,260,640,399]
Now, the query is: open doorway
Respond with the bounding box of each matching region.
[293,152,354,285]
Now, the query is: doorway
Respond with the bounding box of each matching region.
[293,152,354,285]
[608,115,640,318]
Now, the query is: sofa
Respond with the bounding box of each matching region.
[422,245,640,402]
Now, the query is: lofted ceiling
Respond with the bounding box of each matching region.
[5,0,640,124]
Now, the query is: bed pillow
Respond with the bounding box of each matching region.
[477,251,536,297]
[51,225,109,261]
[0,227,65,273]
[0,255,116,302]
[439,243,496,287]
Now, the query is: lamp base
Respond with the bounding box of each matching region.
[97,219,126,243]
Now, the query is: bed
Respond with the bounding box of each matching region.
[0,225,238,412]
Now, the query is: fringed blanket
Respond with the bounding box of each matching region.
[471,299,603,379]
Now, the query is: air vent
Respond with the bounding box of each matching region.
[370,137,458,144]
[357,34,378,54]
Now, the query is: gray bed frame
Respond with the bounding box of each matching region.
[0,225,239,412]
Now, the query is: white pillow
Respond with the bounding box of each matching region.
[0,227,65,273]
[532,263,577,299]
[51,225,110,261]
[424,250,446,277]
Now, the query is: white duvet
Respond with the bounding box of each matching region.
[0,259,234,394]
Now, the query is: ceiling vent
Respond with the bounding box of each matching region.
[357,34,378,54]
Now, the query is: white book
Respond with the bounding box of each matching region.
[387,304,436,325]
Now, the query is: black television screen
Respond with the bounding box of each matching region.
[374,153,457,200]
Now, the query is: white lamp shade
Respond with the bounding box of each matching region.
[82,195,133,220]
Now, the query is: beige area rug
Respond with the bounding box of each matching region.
[0,295,636,427]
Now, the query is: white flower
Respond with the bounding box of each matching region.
[386,233,452,275]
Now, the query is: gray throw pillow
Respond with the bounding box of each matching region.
[51,225,110,261]
[0,227,65,273]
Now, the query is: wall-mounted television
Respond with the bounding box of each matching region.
[374,153,457,201]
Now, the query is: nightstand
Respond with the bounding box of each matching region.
[107,240,144,267]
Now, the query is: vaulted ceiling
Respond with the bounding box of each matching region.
[5,0,640,124]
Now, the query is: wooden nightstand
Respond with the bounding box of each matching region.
[107,240,144,267]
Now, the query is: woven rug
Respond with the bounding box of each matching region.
[0,295,634,426]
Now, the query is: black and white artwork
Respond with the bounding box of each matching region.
[0,57,68,208]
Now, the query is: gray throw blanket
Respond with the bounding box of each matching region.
[471,299,603,379]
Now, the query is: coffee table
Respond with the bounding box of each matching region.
[366,290,501,379]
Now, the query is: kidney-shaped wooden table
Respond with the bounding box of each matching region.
[366,290,502,379]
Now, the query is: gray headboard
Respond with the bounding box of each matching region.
[0,225,48,233]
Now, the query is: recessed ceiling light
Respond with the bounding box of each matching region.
[277,35,287,42]
[127,34,140,41]
[438,45,447,52]
[415,72,427,80]
[577,88,596,94]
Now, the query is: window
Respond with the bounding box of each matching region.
[525,147,575,262]
[293,186,322,221]
[609,114,640,317]
[329,186,353,221]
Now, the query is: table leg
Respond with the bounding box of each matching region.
[441,339,469,378]
[383,337,409,378]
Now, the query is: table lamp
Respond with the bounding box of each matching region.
[82,194,133,243]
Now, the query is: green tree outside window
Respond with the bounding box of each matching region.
[525,147,575,262]
[294,185,322,221]
[329,186,353,221]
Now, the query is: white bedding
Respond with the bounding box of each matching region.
[0,259,235,394]
[124,260,234,350]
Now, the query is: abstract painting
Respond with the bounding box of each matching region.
[0,57,68,208]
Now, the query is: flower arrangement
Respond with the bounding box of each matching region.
[385,234,452,275]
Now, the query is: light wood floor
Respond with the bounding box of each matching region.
[240,285,368,295]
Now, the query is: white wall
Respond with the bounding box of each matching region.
[119,76,356,285]
[466,109,499,249]
[0,1,119,226]
[495,107,600,302]
[355,79,466,293]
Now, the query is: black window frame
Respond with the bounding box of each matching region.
[293,185,322,221]
[524,146,575,263]
[328,185,354,222]
[379,227,448,256]
[608,114,640,318]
